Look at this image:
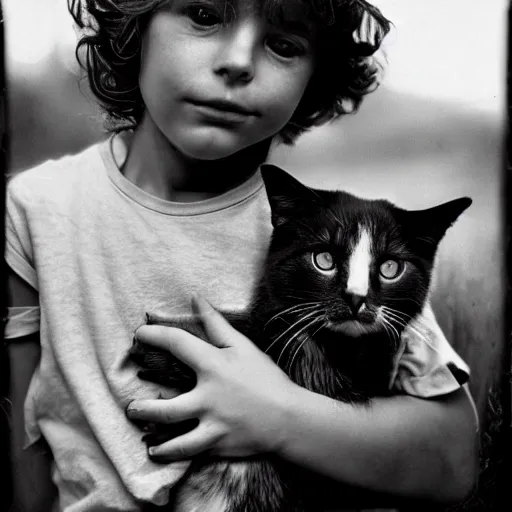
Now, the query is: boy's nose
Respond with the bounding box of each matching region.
[214,22,257,84]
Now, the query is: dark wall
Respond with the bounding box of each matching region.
[1,2,12,509]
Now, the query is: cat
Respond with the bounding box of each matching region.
[128,164,472,512]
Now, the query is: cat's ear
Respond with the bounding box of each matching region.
[418,196,472,239]
[259,164,321,227]
[402,196,472,253]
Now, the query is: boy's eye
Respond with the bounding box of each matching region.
[379,260,406,281]
[266,36,306,58]
[312,251,336,272]
[186,6,221,27]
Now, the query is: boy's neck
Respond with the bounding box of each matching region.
[119,114,271,203]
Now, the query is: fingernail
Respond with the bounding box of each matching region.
[126,403,140,417]
[148,446,166,460]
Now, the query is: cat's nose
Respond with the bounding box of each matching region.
[348,294,365,316]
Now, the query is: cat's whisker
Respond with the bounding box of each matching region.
[380,307,417,331]
[381,305,413,322]
[379,308,405,327]
[264,302,320,329]
[264,308,322,354]
[272,301,319,317]
[411,313,440,331]
[405,325,434,348]
[283,294,317,302]
[383,318,407,335]
[277,336,300,368]
[287,317,327,372]
[379,322,396,351]
[381,321,394,342]
[277,316,323,368]
[380,316,404,352]
[379,308,415,351]
[288,331,313,373]
[379,316,400,343]
[310,320,327,339]
[277,316,322,366]
[400,322,442,354]
[384,309,441,354]
[378,313,394,335]
[380,308,410,330]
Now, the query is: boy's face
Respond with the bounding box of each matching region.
[139,0,316,160]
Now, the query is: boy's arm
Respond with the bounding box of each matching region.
[279,383,478,505]
[127,296,479,505]
[7,271,57,512]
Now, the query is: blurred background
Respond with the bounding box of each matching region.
[2,0,509,509]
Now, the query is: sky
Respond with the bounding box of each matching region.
[372,0,507,115]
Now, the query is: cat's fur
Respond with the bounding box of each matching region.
[128,164,472,512]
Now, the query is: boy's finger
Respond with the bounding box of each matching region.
[192,294,247,348]
[148,423,219,461]
[126,393,200,424]
[134,324,215,369]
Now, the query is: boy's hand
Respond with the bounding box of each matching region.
[126,295,298,462]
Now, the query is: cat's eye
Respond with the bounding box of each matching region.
[312,251,335,272]
[379,259,406,281]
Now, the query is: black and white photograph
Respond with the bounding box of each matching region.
[1,1,509,511]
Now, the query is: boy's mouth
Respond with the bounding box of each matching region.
[188,98,259,123]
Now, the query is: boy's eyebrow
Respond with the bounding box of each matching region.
[282,19,314,36]
[276,18,316,38]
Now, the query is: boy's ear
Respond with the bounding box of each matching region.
[259,164,321,227]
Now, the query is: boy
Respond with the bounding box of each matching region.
[6,0,478,510]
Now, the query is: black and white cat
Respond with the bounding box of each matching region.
[129,164,471,512]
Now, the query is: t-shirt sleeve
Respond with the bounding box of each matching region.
[5,306,41,339]
[5,174,39,290]
[5,175,41,339]
[390,303,479,430]
[390,301,470,398]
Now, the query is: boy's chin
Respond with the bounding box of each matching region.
[175,132,250,161]
[183,147,239,161]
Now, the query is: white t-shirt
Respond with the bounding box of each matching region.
[5,136,474,511]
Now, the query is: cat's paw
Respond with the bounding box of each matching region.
[145,310,204,334]
[142,419,199,448]
[129,337,196,391]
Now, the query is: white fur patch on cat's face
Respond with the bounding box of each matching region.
[346,226,372,297]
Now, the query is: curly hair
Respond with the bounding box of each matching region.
[69,0,391,144]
